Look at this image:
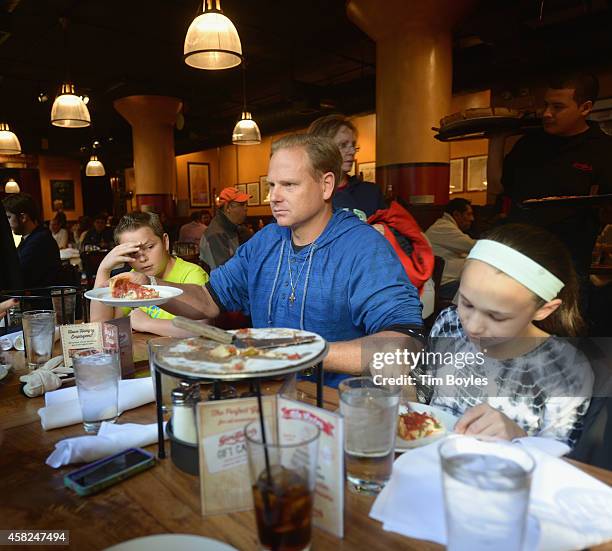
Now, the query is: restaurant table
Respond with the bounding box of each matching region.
[2,334,612,550]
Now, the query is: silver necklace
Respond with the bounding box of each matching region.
[288,243,313,304]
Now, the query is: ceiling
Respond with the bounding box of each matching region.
[1,0,611,173]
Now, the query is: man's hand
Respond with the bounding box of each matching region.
[455,403,527,440]
[98,242,142,277]
[0,298,18,320]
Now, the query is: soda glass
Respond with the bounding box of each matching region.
[339,376,400,494]
[22,310,56,370]
[73,349,120,433]
[439,437,535,551]
[51,288,77,325]
[245,417,320,551]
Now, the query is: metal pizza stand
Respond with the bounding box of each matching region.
[151,335,329,460]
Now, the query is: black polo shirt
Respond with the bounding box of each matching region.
[502,124,612,274]
[17,225,61,288]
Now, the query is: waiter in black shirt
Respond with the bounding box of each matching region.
[3,193,61,288]
[501,73,612,277]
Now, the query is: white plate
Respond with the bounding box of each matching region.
[396,402,458,452]
[103,534,238,551]
[156,327,327,378]
[85,286,183,308]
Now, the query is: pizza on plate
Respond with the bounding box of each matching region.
[109,273,160,300]
[397,411,444,441]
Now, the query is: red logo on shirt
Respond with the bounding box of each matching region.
[572,162,593,172]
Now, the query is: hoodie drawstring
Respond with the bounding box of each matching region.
[299,244,316,330]
[267,240,285,326]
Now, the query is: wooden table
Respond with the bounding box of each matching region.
[2,336,612,550]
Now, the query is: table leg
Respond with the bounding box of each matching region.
[315,362,323,408]
[154,368,166,459]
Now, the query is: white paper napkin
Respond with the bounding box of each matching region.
[38,377,155,430]
[46,421,167,468]
[370,435,612,551]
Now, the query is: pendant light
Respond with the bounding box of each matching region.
[232,65,261,145]
[51,18,91,128]
[4,178,20,194]
[0,123,22,155]
[184,0,242,70]
[86,155,105,177]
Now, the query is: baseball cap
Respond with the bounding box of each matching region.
[219,186,250,205]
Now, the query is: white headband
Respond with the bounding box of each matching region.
[467,239,564,301]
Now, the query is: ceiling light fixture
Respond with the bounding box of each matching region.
[232,64,261,145]
[4,178,20,194]
[85,155,105,177]
[184,0,242,70]
[0,123,22,155]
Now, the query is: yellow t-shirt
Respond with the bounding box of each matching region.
[120,257,208,320]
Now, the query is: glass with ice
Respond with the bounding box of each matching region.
[339,376,401,495]
[439,437,535,551]
[22,310,56,370]
[73,349,120,433]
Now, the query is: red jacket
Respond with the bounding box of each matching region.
[368,201,434,295]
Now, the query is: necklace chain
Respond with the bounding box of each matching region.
[288,243,313,304]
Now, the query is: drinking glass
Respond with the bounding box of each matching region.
[339,376,400,494]
[439,437,535,551]
[245,417,320,551]
[22,310,56,370]
[147,336,181,413]
[73,349,120,433]
[51,287,77,325]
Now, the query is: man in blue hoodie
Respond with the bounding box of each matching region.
[131,134,423,386]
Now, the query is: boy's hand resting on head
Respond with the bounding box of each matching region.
[455,403,527,440]
[98,242,142,276]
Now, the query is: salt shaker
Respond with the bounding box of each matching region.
[170,384,199,444]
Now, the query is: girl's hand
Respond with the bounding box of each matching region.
[97,242,142,276]
[129,308,151,333]
[455,403,527,440]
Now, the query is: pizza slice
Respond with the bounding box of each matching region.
[397,411,444,441]
[109,273,160,300]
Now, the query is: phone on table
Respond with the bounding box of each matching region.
[64,447,156,496]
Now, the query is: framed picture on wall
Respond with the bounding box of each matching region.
[449,158,464,193]
[236,183,247,195]
[358,161,376,183]
[50,179,75,210]
[467,155,488,191]
[188,162,211,207]
[247,182,260,206]
[259,176,270,204]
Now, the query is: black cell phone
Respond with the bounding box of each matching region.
[64,447,156,496]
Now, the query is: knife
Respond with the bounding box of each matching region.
[172,317,317,349]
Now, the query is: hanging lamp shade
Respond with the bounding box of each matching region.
[0,123,22,155]
[51,83,91,128]
[184,0,242,70]
[232,112,261,145]
[85,155,105,176]
[4,178,20,194]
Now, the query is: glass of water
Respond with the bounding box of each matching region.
[339,376,401,495]
[439,437,535,551]
[148,336,181,413]
[22,310,56,370]
[73,349,120,433]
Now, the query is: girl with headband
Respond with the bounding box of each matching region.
[417,223,593,446]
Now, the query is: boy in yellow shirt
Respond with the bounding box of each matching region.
[90,212,208,337]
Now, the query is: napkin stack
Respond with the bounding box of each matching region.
[46,421,167,468]
[370,435,612,551]
[38,377,155,430]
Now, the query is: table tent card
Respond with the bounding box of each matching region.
[197,394,344,538]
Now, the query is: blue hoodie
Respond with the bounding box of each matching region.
[209,209,423,386]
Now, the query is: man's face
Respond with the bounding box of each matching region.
[453,205,474,232]
[332,125,357,175]
[226,201,247,225]
[94,218,106,232]
[542,88,591,136]
[5,211,24,235]
[50,218,60,233]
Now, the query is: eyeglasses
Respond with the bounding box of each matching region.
[337,141,360,153]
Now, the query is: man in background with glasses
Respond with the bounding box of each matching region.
[309,114,386,220]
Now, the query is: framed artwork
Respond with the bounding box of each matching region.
[449,158,464,193]
[247,182,260,206]
[188,162,211,207]
[358,161,376,183]
[467,155,488,191]
[50,179,75,210]
[259,176,270,204]
[236,183,247,195]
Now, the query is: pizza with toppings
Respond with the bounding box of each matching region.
[109,273,160,300]
[397,411,444,441]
